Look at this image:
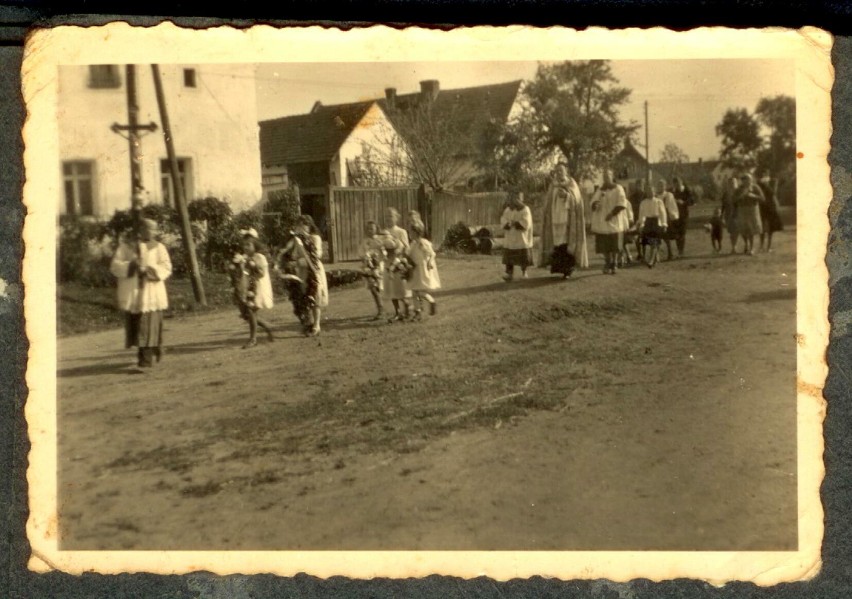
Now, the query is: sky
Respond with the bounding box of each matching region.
[255,59,794,162]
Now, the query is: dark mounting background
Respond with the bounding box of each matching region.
[1,2,851,598]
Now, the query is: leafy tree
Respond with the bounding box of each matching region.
[507,60,640,180]
[658,143,690,166]
[381,102,483,191]
[755,95,796,179]
[715,107,762,170]
[476,116,555,191]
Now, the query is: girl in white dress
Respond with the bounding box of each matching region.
[382,207,412,322]
[234,231,275,348]
[407,221,440,320]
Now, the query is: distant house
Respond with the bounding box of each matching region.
[259,100,405,231]
[259,79,525,218]
[613,138,650,184]
[380,79,524,190]
[58,64,262,217]
[651,159,723,201]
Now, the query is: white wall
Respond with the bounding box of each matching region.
[334,103,409,187]
[58,64,262,216]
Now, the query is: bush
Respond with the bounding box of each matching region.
[325,269,361,288]
[442,222,478,254]
[57,216,114,287]
[188,197,238,271]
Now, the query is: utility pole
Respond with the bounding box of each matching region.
[151,64,207,306]
[644,100,651,186]
[110,65,157,214]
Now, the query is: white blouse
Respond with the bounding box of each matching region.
[110,241,172,313]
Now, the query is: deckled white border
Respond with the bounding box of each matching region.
[22,24,831,584]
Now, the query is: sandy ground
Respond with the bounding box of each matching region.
[56,231,797,551]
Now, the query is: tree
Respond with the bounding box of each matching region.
[715,107,762,170]
[657,143,691,179]
[349,102,481,192]
[476,115,554,191]
[658,143,690,166]
[497,60,639,180]
[383,102,483,191]
[755,95,795,179]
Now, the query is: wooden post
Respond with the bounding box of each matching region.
[125,65,144,197]
[151,64,206,306]
[644,100,651,186]
[326,186,336,263]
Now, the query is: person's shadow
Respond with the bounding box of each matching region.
[58,362,140,378]
[437,273,576,298]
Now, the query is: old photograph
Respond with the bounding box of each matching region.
[23,25,830,582]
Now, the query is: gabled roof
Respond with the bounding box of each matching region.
[260,80,524,168]
[260,101,376,166]
[379,80,523,136]
[651,159,723,184]
[615,139,648,166]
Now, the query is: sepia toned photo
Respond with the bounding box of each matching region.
[23,25,831,583]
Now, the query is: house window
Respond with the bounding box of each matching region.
[88,65,121,89]
[262,173,287,186]
[183,68,196,88]
[62,161,95,215]
[160,158,193,207]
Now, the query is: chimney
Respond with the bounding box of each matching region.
[310,100,323,113]
[385,87,397,109]
[419,79,440,102]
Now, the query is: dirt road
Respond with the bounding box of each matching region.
[57,232,797,551]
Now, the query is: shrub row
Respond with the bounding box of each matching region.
[59,191,304,287]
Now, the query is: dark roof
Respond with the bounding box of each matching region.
[651,159,722,184]
[615,139,648,166]
[260,101,375,166]
[379,80,522,137]
[260,80,523,167]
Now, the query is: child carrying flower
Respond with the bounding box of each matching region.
[406,221,440,320]
[359,220,387,320]
[229,231,274,348]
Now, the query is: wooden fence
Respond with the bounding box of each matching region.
[327,185,426,262]
[429,191,550,249]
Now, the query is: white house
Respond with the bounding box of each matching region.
[259,100,408,229]
[58,64,262,218]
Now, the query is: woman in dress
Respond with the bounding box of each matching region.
[735,173,765,256]
[500,191,534,281]
[720,175,740,254]
[109,218,172,369]
[757,174,783,252]
[296,215,328,336]
[540,163,588,277]
[635,186,669,268]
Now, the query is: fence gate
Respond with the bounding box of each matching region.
[326,185,424,262]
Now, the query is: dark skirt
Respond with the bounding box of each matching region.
[595,233,621,254]
[503,247,534,268]
[550,244,576,275]
[640,218,664,246]
[126,311,164,349]
[667,218,686,239]
[760,203,784,233]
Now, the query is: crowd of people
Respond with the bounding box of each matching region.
[509,163,785,279]
[109,165,784,371]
